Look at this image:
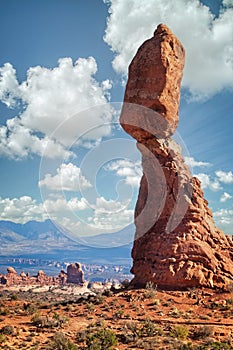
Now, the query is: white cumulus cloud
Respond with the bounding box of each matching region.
[104,0,233,99]
[39,163,92,192]
[220,192,232,202]
[216,170,233,184]
[105,159,142,187]
[0,196,47,223]
[0,195,90,227]
[0,57,112,159]
[43,197,88,215]
[0,63,21,107]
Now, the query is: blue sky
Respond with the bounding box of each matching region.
[0,0,233,246]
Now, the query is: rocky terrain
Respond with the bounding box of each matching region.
[1,286,233,349]
[120,23,233,290]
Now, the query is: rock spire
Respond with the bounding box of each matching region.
[120,24,233,290]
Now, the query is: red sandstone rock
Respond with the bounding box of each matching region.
[67,263,84,285]
[120,23,185,139]
[0,262,85,287]
[121,24,233,290]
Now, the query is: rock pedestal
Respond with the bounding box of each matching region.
[120,24,233,290]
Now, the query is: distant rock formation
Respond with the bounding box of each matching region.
[0,262,85,286]
[120,23,233,290]
[67,262,84,285]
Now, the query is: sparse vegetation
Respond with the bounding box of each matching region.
[139,318,159,337]
[0,288,233,349]
[31,311,67,329]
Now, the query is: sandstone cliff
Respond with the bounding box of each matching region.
[120,24,233,290]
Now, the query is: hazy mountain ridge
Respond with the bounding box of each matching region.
[0,220,134,262]
[0,219,71,241]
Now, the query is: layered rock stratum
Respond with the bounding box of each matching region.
[120,24,233,290]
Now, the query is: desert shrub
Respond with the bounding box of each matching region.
[46,332,77,350]
[178,343,195,350]
[76,329,89,343]
[126,321,139,337]
[31,312,44,327]
[144,282,157,298]
[139,318,159,337]
[192,325,214,340]
[113,308,124,319]
[10,293,18,300]
[0,333,6,343]
[31,312,67,329]
[86,302,95,312]
[120,321,139,343]
[0,325,15,335]
[136,338,158,349]
[86,327,117,350]
[89,294,105,305]
[146,281,156,290]
[207,342,232,350]
[169,307,182,318]
[0,307,9,316]
[23,302,38,315]
[170,325,189,340]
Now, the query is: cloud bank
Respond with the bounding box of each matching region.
[104,0,233,99]
[0,57,112,159]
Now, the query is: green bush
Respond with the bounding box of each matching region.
[86,327,117,350]
[139,318,158,337]
[170,325,189,340]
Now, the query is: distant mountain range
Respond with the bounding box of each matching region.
[0,219,134,263]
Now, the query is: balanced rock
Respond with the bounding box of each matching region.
[120,23,185,139]
[121,24,233,290]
